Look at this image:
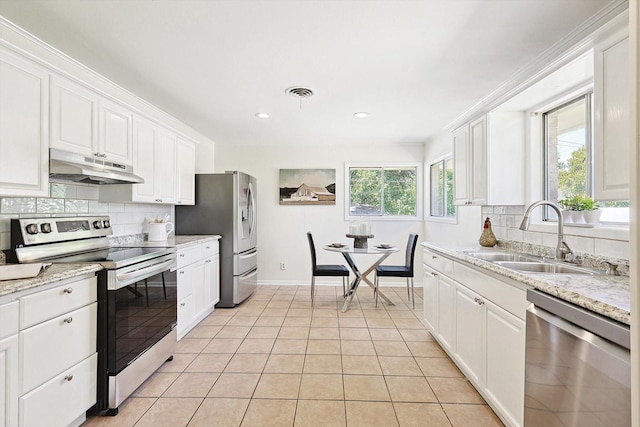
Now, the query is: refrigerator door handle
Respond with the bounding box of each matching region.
[248,181,256,243]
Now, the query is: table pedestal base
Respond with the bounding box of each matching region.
[346,234,374,249]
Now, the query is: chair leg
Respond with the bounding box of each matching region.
[342,276,347,297]
[410,277,415,309]
[161,272,167,300]
[407,278,411,301]
[144,279,149,307]
[311,276,315,306]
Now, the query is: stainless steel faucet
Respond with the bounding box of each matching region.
[519,200,573,261]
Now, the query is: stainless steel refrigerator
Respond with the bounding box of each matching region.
[175,172,257,307]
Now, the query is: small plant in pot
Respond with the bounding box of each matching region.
[558,195,600,225]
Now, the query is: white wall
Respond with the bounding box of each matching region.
[422,131,483,244]
[214,143,424,286]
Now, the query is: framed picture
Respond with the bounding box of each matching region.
[279,169,336,205]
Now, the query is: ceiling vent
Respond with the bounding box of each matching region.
[285,87,315,98]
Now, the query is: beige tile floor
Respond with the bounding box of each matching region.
[83,285,504,427]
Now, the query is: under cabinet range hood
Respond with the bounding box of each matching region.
[49,148,144,185]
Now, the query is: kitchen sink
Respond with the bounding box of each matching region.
[464,252,543,262]
[494,261,599,275]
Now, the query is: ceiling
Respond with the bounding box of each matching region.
[0,0,617,146]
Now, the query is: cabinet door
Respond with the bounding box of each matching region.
[469,116,487,204]
[0,49,49,197]
[594,31,629,201]
[192,260,206,320]
[156,128,177,204]
[455,285,484,385]
[485,302,525,427]
[99,99,133,164]
[422,266,438,332]
[0,335,18,427]
[436,275,456,353]
[176,137,196,205]
[50,76,98,156]
[132,117,157,202]
[453,125,469,205]
[204,255,220,309]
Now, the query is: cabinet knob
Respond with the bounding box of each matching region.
[206,260,211,263]
[64,375,73,381]
[431,255,438,259]
[63,317,73,324]
[180,302,186,307]
[179,254,185,258]
[431,272,438,277]
[179,271,185,274]
[63,288,73,294]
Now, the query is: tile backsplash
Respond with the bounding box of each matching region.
[0,182,173,251]
[484,205,630,273]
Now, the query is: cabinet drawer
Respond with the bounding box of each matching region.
[203,240,219,257]
[423,250,454,275]
[176,247,195,268]
[20,276,97,329]
[191,243,207,263]
[19,353,97,427]
[21,303,97,394]
[0,300,19,340]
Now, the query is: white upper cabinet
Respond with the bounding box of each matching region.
[594,28,629,201]
[454,112,525,206]
[50,76,98,157]
[51,76,133,165]
[99,98,133,165]
[156,128,177,204]
[176,136,196,205]
[0,48,49,197]
[130,117,157,202]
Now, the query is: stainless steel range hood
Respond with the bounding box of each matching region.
[49,148,144,185]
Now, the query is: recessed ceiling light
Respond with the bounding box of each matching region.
[255,113,270,119]
[353,112,369,119]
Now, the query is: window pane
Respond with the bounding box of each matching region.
[349,168,382,215]
[445,157,456,217]
[383,169,417,216]
[430,162,444,217]
[546,97,588,204]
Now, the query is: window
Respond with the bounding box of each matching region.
[544,94,629,223]
[345,163,421,220]
[429,155,456,220]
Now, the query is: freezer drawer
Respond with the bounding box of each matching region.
[234,248,257,275]
[234,267,257,305]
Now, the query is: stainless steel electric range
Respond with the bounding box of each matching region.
[11,216,177,416]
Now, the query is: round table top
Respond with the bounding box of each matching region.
[323,244,399,254]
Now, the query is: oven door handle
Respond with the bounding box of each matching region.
[114,258,176,289]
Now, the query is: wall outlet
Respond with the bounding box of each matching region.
[280,262,286,270]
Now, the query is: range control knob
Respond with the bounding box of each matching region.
[92,221,103,229]
[40,223,52,233]
[25,223,39,235]
[103,220,111,228]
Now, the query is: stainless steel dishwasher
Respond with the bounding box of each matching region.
[524,289,630,427]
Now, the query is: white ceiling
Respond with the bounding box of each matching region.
[0,0,616,146]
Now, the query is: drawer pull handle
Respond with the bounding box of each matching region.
[180,302,186,307]
[63,317,73,324]
[432,255,438,259]
[63,288,73,294]
[64,375,73,381]
[206,260,211,263]
[431,272,438,277]
[206,246,210,249]
[179,271,185,274]
[179,254,185,258]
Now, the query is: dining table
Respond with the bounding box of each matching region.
[324,244,400,312]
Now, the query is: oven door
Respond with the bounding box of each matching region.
[105,254,177,408]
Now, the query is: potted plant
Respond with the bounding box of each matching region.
[578,195,602,226]
[558,195,583,224]
[558,195,600,225]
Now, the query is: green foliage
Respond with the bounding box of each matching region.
[558,194,599,211]
[350,168,416,216]
[557,146,587,198]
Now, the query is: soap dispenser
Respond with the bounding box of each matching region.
[479,217,497,247]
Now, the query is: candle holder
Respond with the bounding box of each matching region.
[346,233,374,249]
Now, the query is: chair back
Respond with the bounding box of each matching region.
[405,233,419,273]
[307,232,317,271]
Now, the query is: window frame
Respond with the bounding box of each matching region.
[344,162,423,221]
[426,154,457,224]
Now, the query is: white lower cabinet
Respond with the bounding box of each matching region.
[1,274,99,427]
[176,239,220,339]
[423,248,527,427]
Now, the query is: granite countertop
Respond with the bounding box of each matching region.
[422,242,631,325]
[110,235,221,249]
[0,263,103,298]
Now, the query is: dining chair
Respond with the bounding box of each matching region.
[307,232,349,305]
[374,233,419,308]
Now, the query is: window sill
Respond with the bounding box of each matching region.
[527,222,629,241]
[426,216,457,225]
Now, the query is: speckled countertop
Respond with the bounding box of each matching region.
[422,242,631,325]
[110,235,221,249]
[0,263,103,298]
